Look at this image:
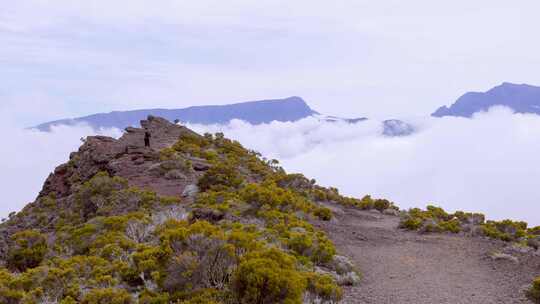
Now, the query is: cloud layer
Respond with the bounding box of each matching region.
[189,108,540,225]
[3,108,540,226]
[0,123,120,218]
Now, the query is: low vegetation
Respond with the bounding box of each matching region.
[398,205,540,249]
[2,123,538,303]
[0,131,359,303]
[528,277,540,303]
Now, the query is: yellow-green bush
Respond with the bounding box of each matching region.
[528,277,540,303]
[232,249,307,304]
[373,199,391,212]
[314,207,333,221]
[7,230,48,271]
[481,219,528,242]
[399,216,423,230]
[198,162,244,192]
[81,288,132,304]
[439,219,461,234]
[306,273,343,303]
[399,205,539,246]
[0,268,24,304]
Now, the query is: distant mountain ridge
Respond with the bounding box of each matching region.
[432,82,540,117]
[35,96,416,137]
[35,96,318,131]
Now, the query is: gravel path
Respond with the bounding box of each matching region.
[316,204,540,304]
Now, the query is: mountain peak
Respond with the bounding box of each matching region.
[432,82,540,117]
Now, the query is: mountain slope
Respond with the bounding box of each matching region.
[35,96,318,131]
[0,115,359,303]
[433,82,540,117]
[1,115,539,303]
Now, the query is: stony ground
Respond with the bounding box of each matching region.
[315,203,540,304]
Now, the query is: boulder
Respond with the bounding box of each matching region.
[193,162,210,171]
[182,184,199,198]
[503,244,533,255]
[328,255,356,275]
[527,236,540,250]
[383,208,399,216]
[164,170,186,180]
[191,208,224,223]
[335,271,361,286]
[490,252,519,264]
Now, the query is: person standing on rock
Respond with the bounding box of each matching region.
[144,131,151,148]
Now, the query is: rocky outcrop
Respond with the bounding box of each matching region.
[0,116,205,249]
[40,116,201,200]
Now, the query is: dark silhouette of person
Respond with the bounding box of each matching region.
[144,131,151,147]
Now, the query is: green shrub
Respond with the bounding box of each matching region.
[373,199,391,212]
[311,233,336,264]
[0,269,24,304]
[60,296,78,304]
[138,290,169,304]
[481,220,527,242]
[232,249,306,304]
[529,226,540,235]
[425,205,451,220]
[175,288,225,304]
[357,195,374,210]
[528,277,540,303]
[7,229,48,271]
[439,219,461,233]
[159,147,176,160]
[198,162,244,192]
[81,288,133,304]
[313,189,328,201]
[306,273,342,303]
[314,207,333,221]
[288,233,313,257]
[399,216,423,230]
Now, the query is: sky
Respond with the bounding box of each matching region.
[2,1,540,126]
[2,1,540,224]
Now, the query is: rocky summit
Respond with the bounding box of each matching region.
[40,116,204,200]
[1,116,539,304]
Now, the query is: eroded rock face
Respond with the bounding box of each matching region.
[40,116,201,200]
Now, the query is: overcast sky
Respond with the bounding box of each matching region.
[2,1,540,126]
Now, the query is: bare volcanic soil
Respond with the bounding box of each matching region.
[315,204,540,304]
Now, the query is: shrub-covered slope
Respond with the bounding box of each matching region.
[0,116,361,304]
[2,115,539,303]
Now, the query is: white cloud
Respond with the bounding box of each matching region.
[189,108,540,226]
[0,123,121,218]
[3,107,540,227]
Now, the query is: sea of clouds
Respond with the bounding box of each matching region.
[189,107,540,225]
[3,107,540,225]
